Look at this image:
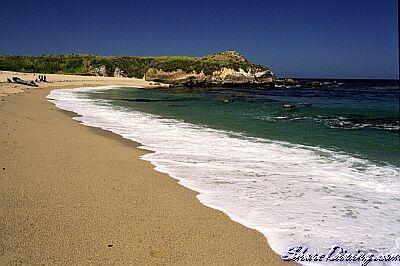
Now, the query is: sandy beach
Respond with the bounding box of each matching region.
[0,71,288,264]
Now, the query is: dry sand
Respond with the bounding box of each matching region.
[0,71,290,264]
[0,71,169,96]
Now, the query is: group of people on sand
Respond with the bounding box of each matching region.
[36,74,47,83]
[6,74,48,87]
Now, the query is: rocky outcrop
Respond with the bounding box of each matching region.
[95,65,107,77]
[144,51,275,86]
[113,67,127,78]
[145,68,206,84]
[145,67,275,86]
[96,65,127,78]
[144,50,276,86]
[74,51,336,89]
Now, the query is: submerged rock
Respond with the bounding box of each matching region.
[282,104,296,109]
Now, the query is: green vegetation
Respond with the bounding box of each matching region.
[0,52,268,78]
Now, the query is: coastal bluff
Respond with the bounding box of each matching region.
[0,51,276,87]
[144,51,275,86]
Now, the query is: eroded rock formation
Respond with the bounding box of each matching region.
[144,51,276,86]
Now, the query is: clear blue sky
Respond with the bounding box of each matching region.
[0,0,398,79]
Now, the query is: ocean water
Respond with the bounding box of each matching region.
[48,80,400,263]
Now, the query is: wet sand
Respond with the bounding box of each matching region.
[0,71,289,264]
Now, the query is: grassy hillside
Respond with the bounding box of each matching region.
[0,52,269,78]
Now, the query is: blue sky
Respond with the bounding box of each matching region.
[0,0,398,79]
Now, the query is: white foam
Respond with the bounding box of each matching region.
[48,87,400,264]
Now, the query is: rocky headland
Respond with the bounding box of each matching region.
[143,51,276,86]
[0,51,336,88]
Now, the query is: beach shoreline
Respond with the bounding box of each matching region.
[0,71,289,264]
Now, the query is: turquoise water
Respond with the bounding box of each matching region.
[88,80,399,167]
[48,81,399,258]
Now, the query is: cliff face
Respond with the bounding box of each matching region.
[144,51,275,86]
[145,66,275,86]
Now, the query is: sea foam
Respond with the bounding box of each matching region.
[48,86,400,264]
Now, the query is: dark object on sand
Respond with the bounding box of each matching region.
[12,77,38,87]
[38,75,48,82]
[7,78,12,83]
